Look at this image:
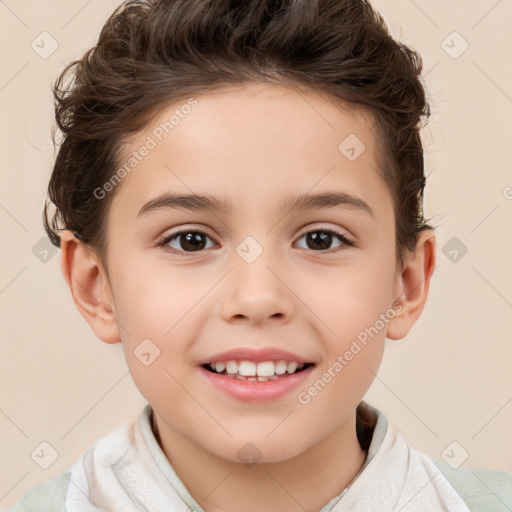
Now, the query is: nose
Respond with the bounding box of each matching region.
[219,253,296,326]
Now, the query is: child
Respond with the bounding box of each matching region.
[8,0,511,510]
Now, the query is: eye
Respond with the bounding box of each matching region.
[295,228,354,252]
[156,226,354,256]
[157,229,215,254]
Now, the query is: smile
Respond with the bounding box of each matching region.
[202,360,314,381]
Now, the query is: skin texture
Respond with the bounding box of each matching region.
[60,83,436,512]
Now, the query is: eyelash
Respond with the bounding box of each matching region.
[156,227,355,256]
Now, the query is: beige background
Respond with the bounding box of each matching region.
[1,0,511,508]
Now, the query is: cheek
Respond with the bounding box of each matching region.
[109,263,187,379]
[112,257,205,339]
[307,254,396,334]
[308,249,395,388]
[302,324,386,419]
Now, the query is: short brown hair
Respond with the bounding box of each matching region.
[44,0,433,268]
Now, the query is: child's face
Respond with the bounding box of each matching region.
[96,83,405,462]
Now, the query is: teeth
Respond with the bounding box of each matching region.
[287,362,298,374]
[238,361,256,377]
[256,361,275,377]
[274,360,287,375]
[225,360,238,374]
[205,359,310,378]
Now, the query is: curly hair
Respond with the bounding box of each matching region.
[44,0,433,269]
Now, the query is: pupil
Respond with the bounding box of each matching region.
[179,231,333,252]
[307,231,331,250]
[181,232,206,251]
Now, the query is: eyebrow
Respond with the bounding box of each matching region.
[136,191,375,219]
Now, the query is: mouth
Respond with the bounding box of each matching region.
[201,360,316,382]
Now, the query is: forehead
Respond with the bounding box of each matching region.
[110,82,391,223]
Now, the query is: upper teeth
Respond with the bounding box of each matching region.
[208,360,305,377]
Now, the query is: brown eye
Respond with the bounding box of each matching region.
[159,230,215,253]
[295,229,353,252]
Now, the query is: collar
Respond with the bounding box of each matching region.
[65,400,470,511]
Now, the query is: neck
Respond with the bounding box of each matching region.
[154,408,368,512]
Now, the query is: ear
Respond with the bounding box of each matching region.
[386,229,436,340]
[60,230,121,344]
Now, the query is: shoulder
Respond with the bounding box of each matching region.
[433,458,512,511]
[5,470,70,512]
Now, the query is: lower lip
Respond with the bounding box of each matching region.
[198,365,315,402]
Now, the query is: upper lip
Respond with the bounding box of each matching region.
[198,347,315,366]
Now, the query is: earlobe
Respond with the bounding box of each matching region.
[60,230,121,344]
[386,229,436,341]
